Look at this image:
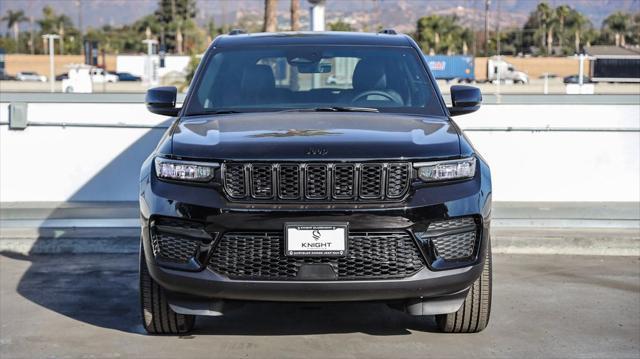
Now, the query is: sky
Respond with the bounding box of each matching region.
[0,0,638,32]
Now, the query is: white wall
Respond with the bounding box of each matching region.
[455,105,640,202]
[1,102,638,203]
[116,55,191,77]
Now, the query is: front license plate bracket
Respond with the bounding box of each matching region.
[284,223,348,257]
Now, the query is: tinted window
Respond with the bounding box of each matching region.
[186,45,444,116]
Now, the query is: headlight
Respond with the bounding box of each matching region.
[415,157,476,182]
[154,157,218,182]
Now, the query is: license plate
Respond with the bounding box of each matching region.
[285,223,348,257]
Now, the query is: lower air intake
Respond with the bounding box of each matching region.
[423,217,478,261]
[209,232,425,280]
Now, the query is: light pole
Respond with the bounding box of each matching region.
[308,0,326,32]
[142,39,158,87]
[42,34,60,93]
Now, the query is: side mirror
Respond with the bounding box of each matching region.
[448,85,482,116]
[146,86,179,116]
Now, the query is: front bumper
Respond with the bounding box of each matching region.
[139,157,492,302]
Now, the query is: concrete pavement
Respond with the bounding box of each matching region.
[1,253,638,358]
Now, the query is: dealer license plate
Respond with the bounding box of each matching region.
[285,223,348,257]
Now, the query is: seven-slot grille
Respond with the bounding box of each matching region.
[222,162,411,202]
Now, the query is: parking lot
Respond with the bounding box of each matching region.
[1,252,638,358]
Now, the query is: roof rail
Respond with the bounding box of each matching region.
[379,28,397,35]
[228,29,247,35]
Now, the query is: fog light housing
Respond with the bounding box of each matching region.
[415,157,476,182]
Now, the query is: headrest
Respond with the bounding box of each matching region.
[241,64,275,92]
[352,59,387,91]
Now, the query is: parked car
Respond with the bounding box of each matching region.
[55,73,69,81]
[139,31,492,335]
[538,73,558,79]
[90,68,118,83]
[15,71,46,82]
[0,72,15,80]
[563,74,593,84]
[115,72,142,81]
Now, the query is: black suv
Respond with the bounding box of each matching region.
[140,31,491,334]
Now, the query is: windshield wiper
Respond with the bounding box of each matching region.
[185,109,243,116]
[280,106,379,113]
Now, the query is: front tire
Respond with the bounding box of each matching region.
[139,243,195,334]
[435,238,492,333]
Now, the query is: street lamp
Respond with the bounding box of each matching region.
[142,39,158,87]
[42,34,60,93]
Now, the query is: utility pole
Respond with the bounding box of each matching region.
[484,0,490,81]
[495,0,501,56]
[484,0,490,56]
[42,34,60,93]
[76,0,83,36]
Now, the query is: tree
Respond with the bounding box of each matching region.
[36,6,79,54]
[1,10,27,52]
[522,2,558,55]
[415,15,471,55]
[290,0,300,31]
[535,2,555,55]
[328,20,353,32]
[155,0,197,53]
[263,0,277,32]
[632,13,640,45]
[565,8,591,54]
[555,5,571,51]
[602,11,632,46]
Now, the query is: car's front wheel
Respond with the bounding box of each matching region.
[139,243,195,334]
[435,238,492,333]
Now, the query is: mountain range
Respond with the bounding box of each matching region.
[1,0,638,33]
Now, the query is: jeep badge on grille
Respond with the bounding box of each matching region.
[306,147,328,156]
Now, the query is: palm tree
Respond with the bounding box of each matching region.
[534,2,554,55]
[556,5,571,51]
[1,10,28,52]
[567,9,589,53]
[263,0,277,32]
[290,0,300,31]
[602,11,632,46]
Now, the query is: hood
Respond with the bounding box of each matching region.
[170,112,460,161]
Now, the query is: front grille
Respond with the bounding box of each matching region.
[209,232,425,280]
[222,162,411,202]
[422,217,478,261]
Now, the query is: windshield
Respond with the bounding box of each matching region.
[185,45,445,116]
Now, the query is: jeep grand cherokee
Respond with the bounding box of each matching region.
[139,31,491,334]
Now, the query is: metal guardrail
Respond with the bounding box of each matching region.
[0,121,170,129]
[463,127,640,132]
[0,92,186,103]
[0,92,639,105]
[1,93,638,131]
